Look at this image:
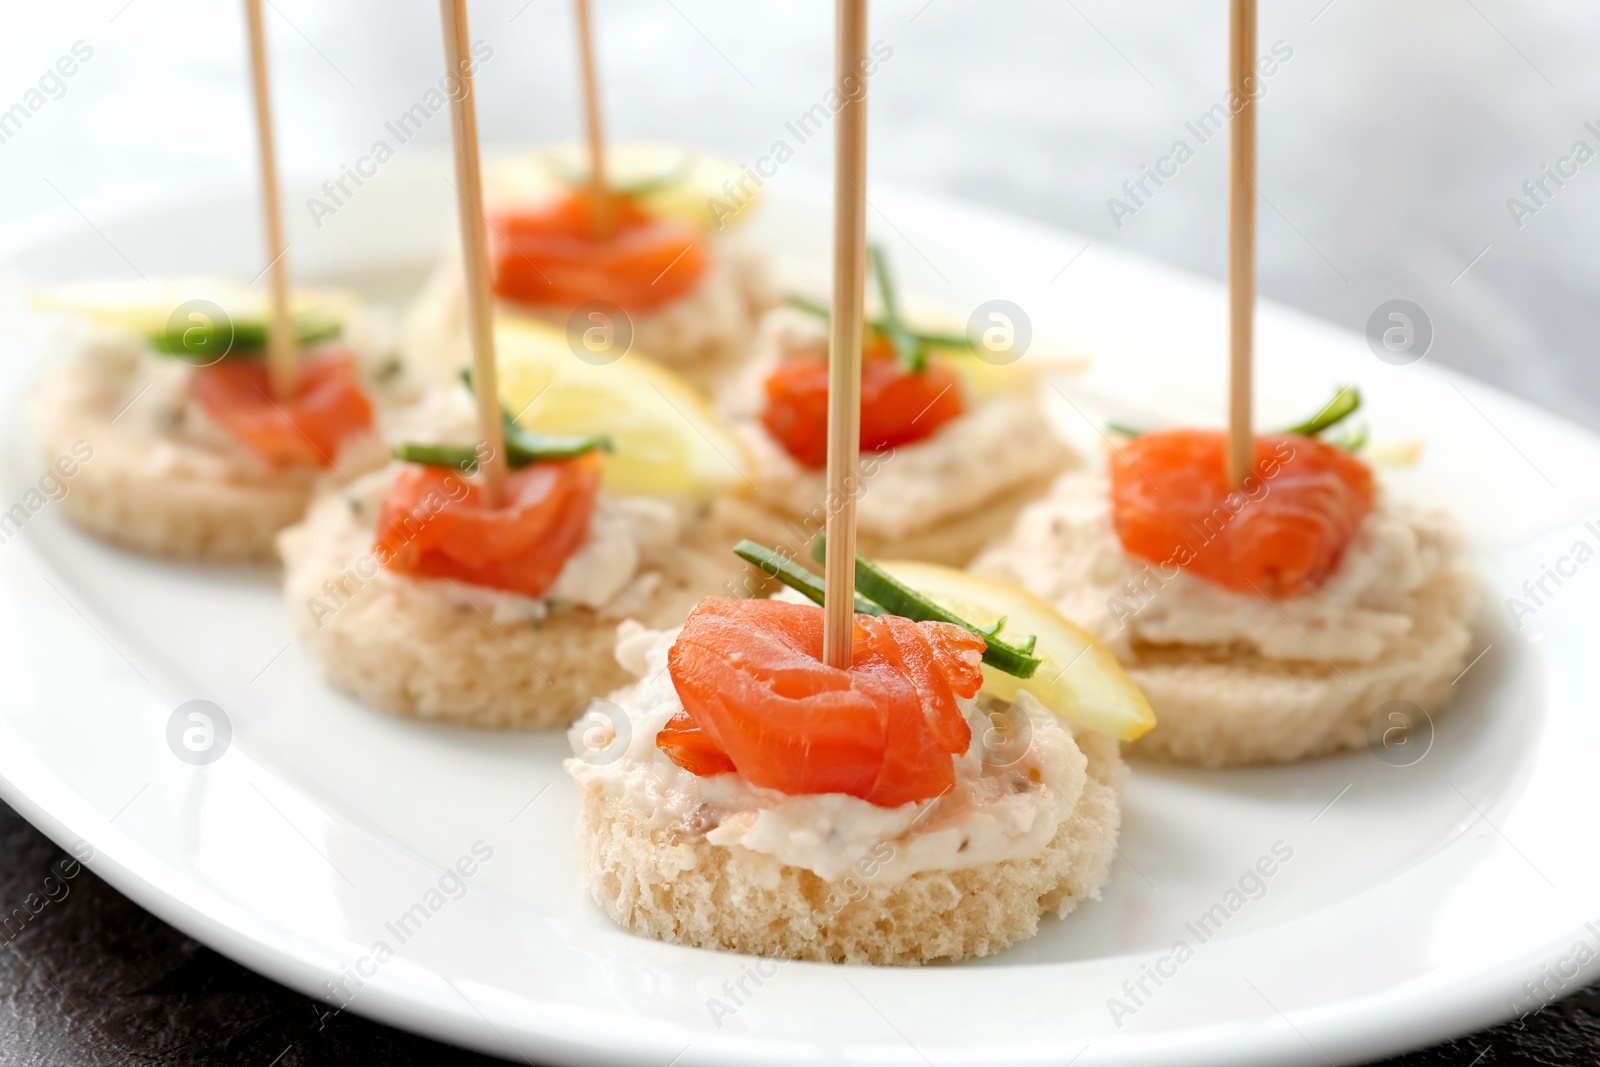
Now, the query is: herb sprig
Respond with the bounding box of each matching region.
[393,369,610,472]
[544,153,696,201]
[734,538,1042,678]
[870,245,926,373]
[785,245,965,372]
[1281,385,1361,437]
[734,541,884,617]
[783,294,969,355]
[1108,385,1367,451]
[149,316,342,361]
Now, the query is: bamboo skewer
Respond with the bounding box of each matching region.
[243,0,297,399]
[822,0,870,671]
[439,0,508,507]
[573,0,611,238]
[1226,0,1257,488]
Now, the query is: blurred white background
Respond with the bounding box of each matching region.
[0,0,1595,424]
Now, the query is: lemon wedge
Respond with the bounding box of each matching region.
[1367,439,1424,467]
[930,349,1036,402]
[493,315,750,498]
[928,344,1090,402]
[486,140,759,232]
[875,560,1156,742]
[34,278,358,339]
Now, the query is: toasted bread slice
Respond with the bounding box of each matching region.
[277,467,746,729]
[573,730,1124,965]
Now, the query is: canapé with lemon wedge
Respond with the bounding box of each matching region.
[714,249,1077,567]
[973,391,1478,766]
[31,280,391,561]
[564,544,1151,964]
[277,318,754,729]
[405,141,775,389]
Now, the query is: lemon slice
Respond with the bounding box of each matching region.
[493,315,750,498]
[486,140,759,232]
[1367,439,1423,467]
[930,350,1037,402]
[875,560,1156,742]
[927,343,1090,401]
[34,278,358,339]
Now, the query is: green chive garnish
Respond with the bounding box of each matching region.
[394,369,610,471]
[730,538,1041,678]
[810,534,1040,678]
[869,245,927,373]
[1107,385,1364,443]
[1282,385,1361,437]
[734,540,884,616]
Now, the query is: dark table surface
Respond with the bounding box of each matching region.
[2,797,1594,1066]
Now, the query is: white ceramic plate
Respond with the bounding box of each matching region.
[1,159,1597,1067]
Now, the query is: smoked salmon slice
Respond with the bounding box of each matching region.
[491,190,707,313]
[656,712,738,778]
[1110,429,1375,598]
[662,597,985,808]
[190,349,373,468]
[374,452,601,599]
[761,337,965,469]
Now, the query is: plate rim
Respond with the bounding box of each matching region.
[2,167,1597,1067]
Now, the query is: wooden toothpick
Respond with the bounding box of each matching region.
[573,0,611,238]
[822,0,870,671]
[1227,0,1257,488]
[243,0,297,399]
[439,0,508,507]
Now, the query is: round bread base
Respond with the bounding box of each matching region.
[1127,564,1479,767]
[278,474,749,731]
[403,240,775,395]
[32,362,334,563]
[713,471,1063,571]
[574,732,1125,965]
[622,239,775,393]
